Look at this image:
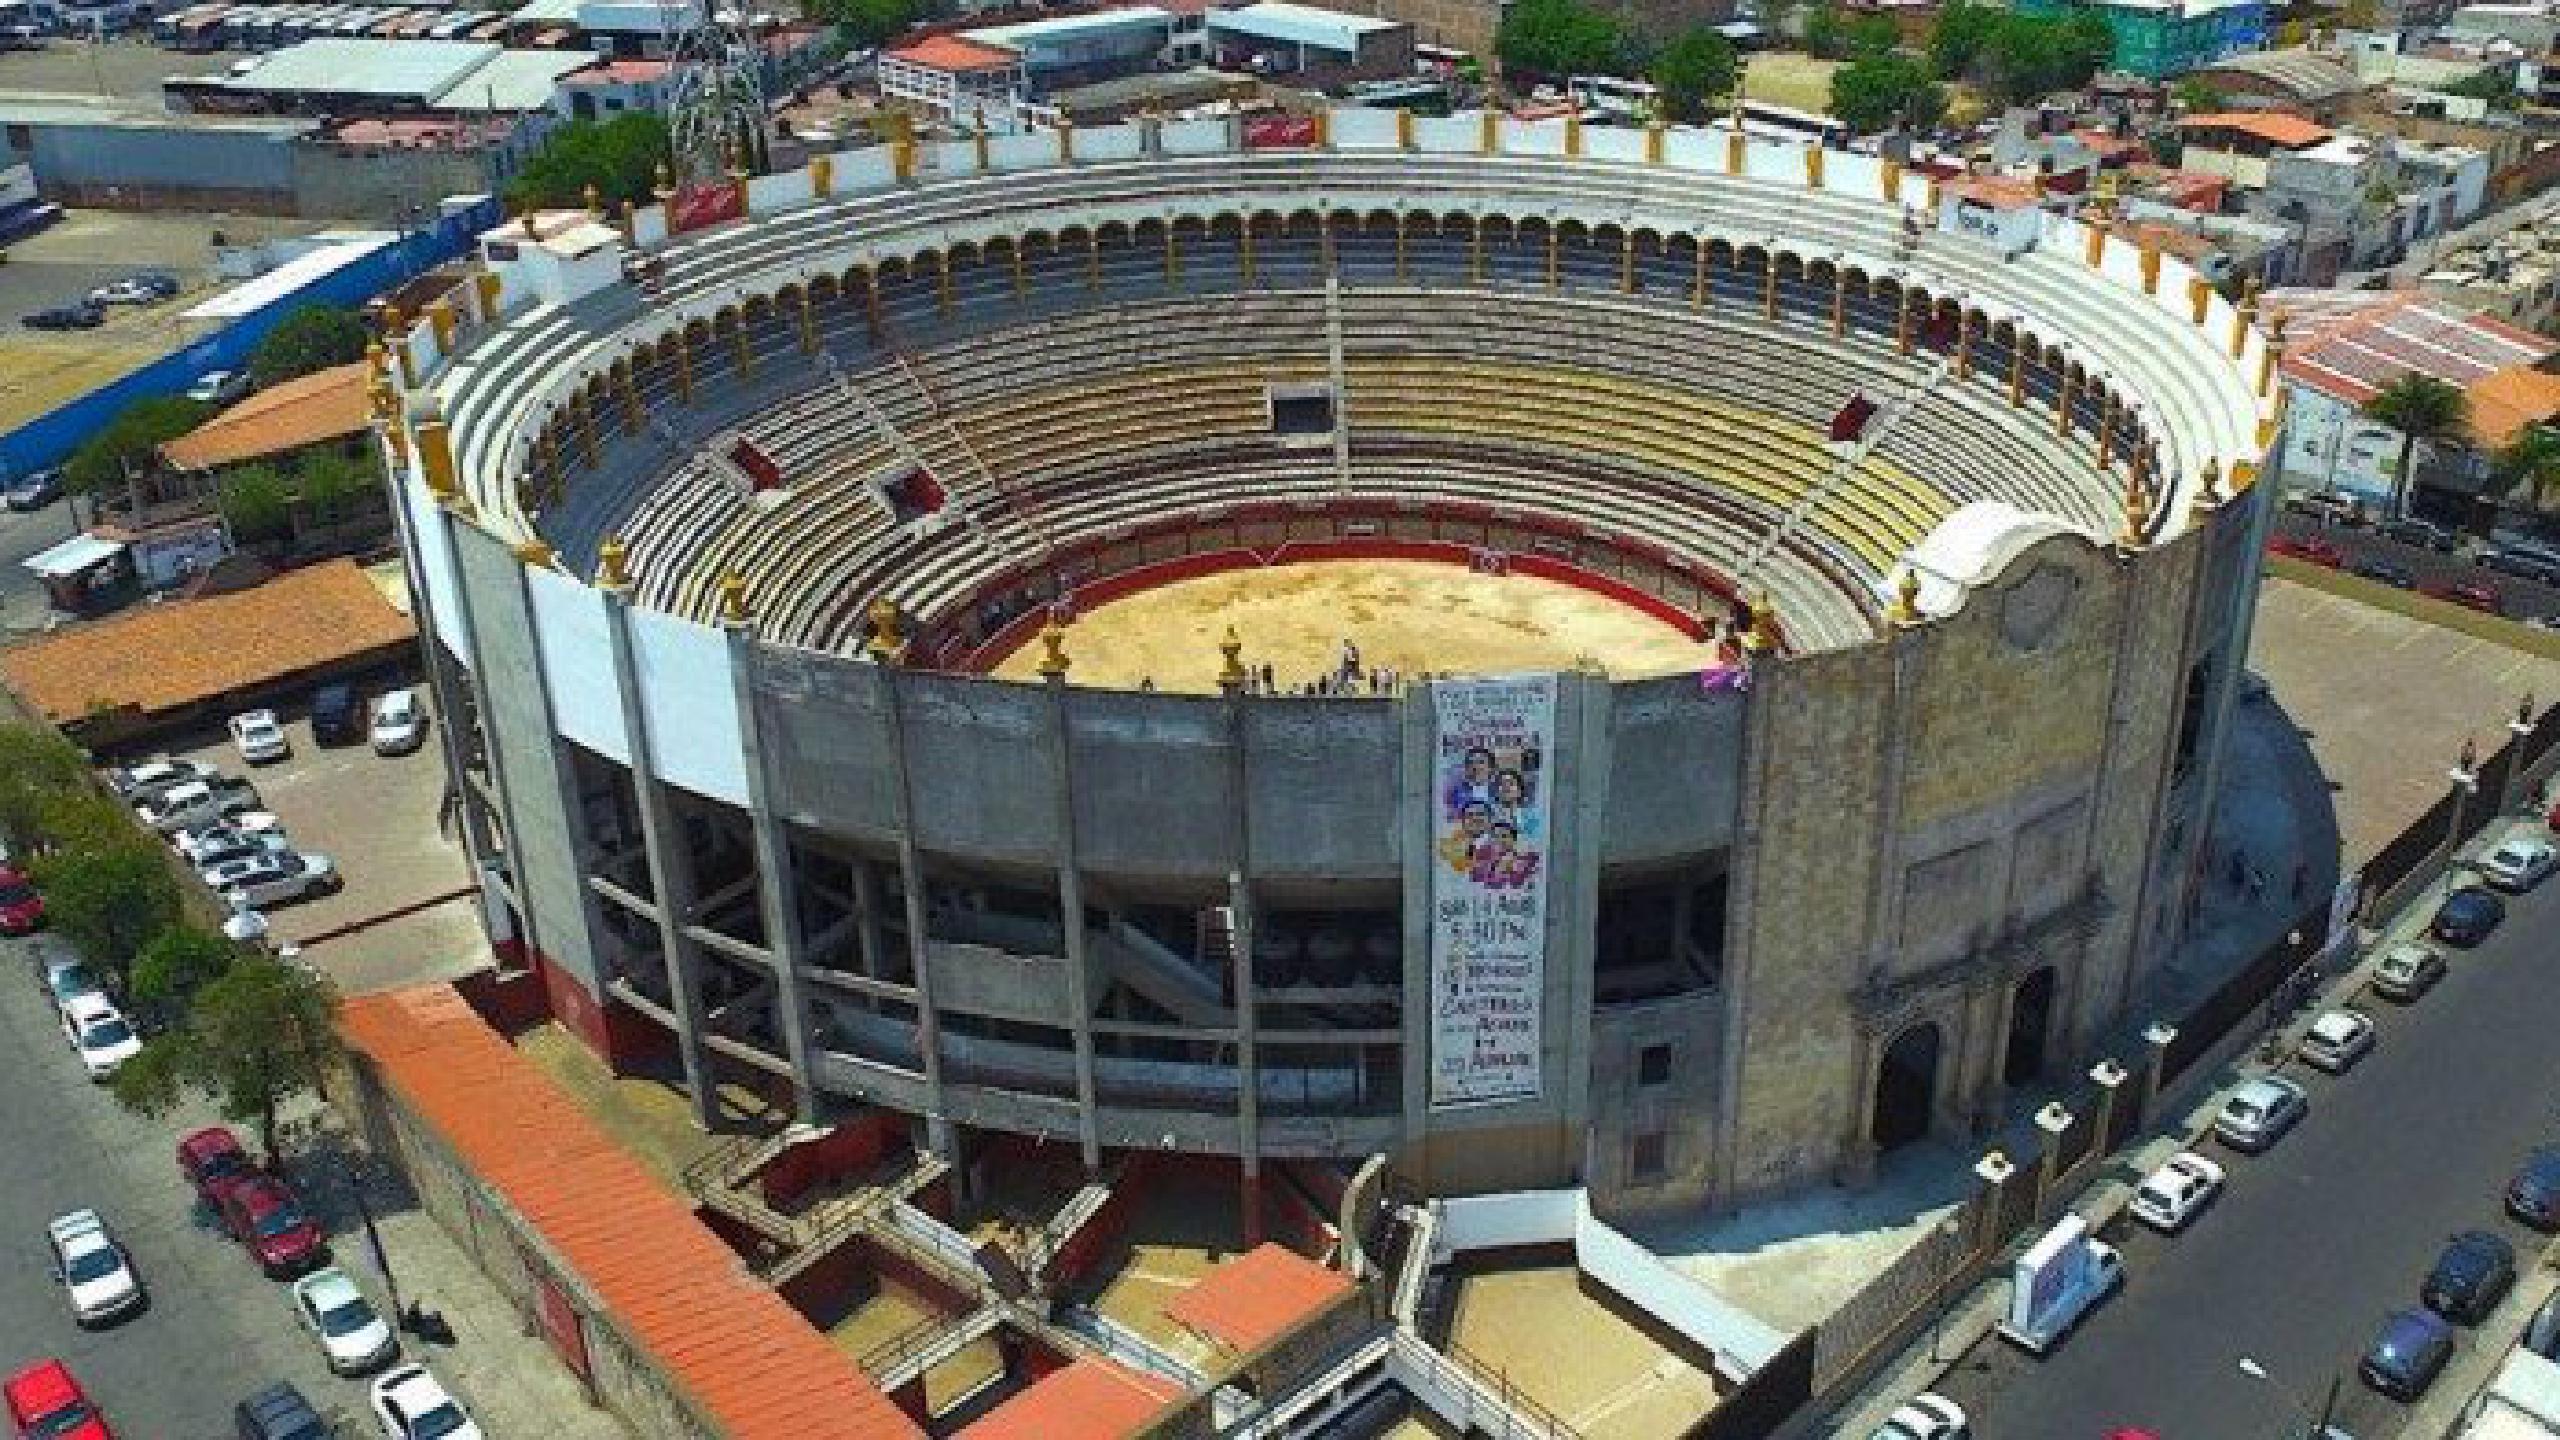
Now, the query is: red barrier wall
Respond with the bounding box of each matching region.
[760,1109,907,1210]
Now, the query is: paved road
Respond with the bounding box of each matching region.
[0,493,81,631]
[2270,511,2560,625]
[1933,859,2560,1438]
[0,931,373,1438]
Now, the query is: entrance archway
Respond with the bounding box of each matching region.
[1871,1022,1942,1150]
[2003,967,2058,1087]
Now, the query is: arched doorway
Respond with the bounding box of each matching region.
[2003,967,2058,1087]
[1872,1022,1942,1150]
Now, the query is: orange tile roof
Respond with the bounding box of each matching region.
[160,364,371,472]
[886,34,1020,72]
[0,559,414,723]
[1162,1243,1352,1355]
[2176,111,2331,148]
[1944,174,2043,210]
[340,985,921,1440]
[958,1357,1182,1440]
[2466,364,2560,449]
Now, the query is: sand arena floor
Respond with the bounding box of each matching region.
[987,560,1714,693]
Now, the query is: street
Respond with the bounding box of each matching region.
[1933,847,2560,1438]
[0,492,83,632]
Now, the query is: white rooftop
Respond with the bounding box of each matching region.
[437,48,605,111]
[1205,0,1404,50]
[213,37,496,97]
[965,7,1171,48]
[182,232,394,321]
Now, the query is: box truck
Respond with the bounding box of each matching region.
[1997,1212,2122,1354]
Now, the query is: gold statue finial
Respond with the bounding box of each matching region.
[595,535,630,590]
[1890,566,1924,627]
[1218,625,1247,689]
[513,539,557,570]
[718,571,750,625]
[654,160,674,196]
[581,182,602,217]
[867,597,905,662]
[2119,473,2153,549]
[1037,620,1070,679]
[1743,591,1778,653]
[2189,458,2225,526]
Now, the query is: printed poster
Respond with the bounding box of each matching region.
[1429,674,1557,1109]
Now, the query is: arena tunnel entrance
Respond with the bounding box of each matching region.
[1870,1021,1941,1151]
[2002,967,2057,1088]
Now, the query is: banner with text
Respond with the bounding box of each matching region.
[1429,674,1557,1109]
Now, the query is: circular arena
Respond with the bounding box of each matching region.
[385,108,2274,1225]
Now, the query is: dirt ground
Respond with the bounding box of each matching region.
[1444,1262,1722,1439]
[0,36,227,100]
[986,560,1712,693]
[1741,52,1843,114]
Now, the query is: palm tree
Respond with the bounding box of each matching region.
[2496,424,2560,518]
[2361,373,2470,521]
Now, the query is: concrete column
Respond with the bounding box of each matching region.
[1976,974,2017,1131]
[723,618,823,1124]
[601,587,717,1130]
[2030,1100,2074,1219]
[1223,664,1263,1185]
[879,667,956,1164]
[1895,287,1914,355]
[1691,236,1709,308]
[851,859,885,981]
[1397,689,1437,1179]
[1041,658,1104,1172]
[1762,253,1779,321]
[1830,267,1847,337]
[2139,1020,2177,1122]
[1839,1024,1880,1189]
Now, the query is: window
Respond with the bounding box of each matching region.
[1638,1044,1672,1087]
[1631,1131,1668,1183]
[1268,383,1335,438]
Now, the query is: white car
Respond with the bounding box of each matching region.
[58,994,140,1080]
[137,778,261,833]
[204,850,338,908]
[2298,1009,2377,1072]
[370,689,427,756]
[230,708,290,765]
[370,1363,483,1440]
[186,369,250,405]
[292,1267,398,1375]
[173,811,285,862]
[105,757,220,800]
[2481,836,2559,893]
[45,1210,141,1326]
[1870,1393,1968,1440]
[2128,1152,2225,1232]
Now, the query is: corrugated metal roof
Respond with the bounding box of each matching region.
[965,7,1169,48]
[2269,289,2557,405]
[438,48,605,111]
[957,1357,1182,1440]
[182,233,395,321]
[340,986,923,1440]
[1161,1243,1352,1355]
[218,37,498,97]
[1205,0,1400,49]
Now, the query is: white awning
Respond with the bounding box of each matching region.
[23,534,127,579]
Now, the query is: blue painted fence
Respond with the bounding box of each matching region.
[0,198,502,481]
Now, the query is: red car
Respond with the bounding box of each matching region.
[176,1126,253,1207]
[0,867,42,935]
[217,1175,324,1277]
[2424,579,2503,614]
[2269,535,2345,567]
[4,1360,110,1439]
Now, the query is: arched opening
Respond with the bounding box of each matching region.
[2004,967,2058,1086]
[1872,1021,1941,1150]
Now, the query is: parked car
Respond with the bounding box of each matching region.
[2370,942,2446,1002]
[85,274,173,306]
[2270,535,2345,566]
[105,756,219,800]
[369,689,426,756]
[2285,491,2367,526]
[23,302,103,331]
[230,708,290,765]
[58,994,140,1080]
[203,851,338,908]
[3,1359,109,1439]
[136,778,261,834]
[2380,517,2458,552]
[2128,1152,2225,1232]
[369,1363,482,1440]
[173,812,285,863]
[217,1175,324,1277]
[290,1267,398,1375]
[235,1382,330,1440]
[0,866,45,935]
[177,1125,255,1208]
[2349,554,2415,588]
[2297,1009,2376,1072]
[1869,1393,1968,1440]
[37,955,100,1010]
[2361,1308,2456,1400]
[185,828,293,873]
[2432,886,2507,946]
[2524,1290,2560,1360]
[2422,578,2504,614]
[2508,1146,2560,1230]
[2213,1075,2308,1153]
[186,369,251,405]
[5,467,63,511]
[2424,1230,2517,1324]
[2480,836,2558,892]
[45,1210,141,1327]
[310,683,362,747]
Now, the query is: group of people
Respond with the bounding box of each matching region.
[1436,745,1545,889]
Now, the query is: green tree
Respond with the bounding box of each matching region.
[130,923,244,1015]
[112,954,342,1166]
[1927,0,2000,79]
[1650,26,1739,122]
[2361,373,2472,520]
[507,111,673,211]
[2496,425,2560,516]
[0,726,94,859]
[295,449,378,522]
[804,0,922,47]
[1832,53,1945,133]
[246,305,369,390]
[35,842,183,991]
[1496,0,1628,79]
[2173,76,2225,111]
[217,464,293,544]
[64,396,212,498]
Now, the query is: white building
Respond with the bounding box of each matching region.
[876,34,1028,125]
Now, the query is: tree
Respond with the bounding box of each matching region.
[64,396,212,498]
[2360,373,2471,520]
[35,842,183,991]
[1926,0,2000,80]
[2496,425,2560,516]
[1832,53,1945,134]
[507,112,673,211]
[804,0,922,47]
[0,726,95,859]
[1928,2,2113,100]
[2173,76,2225,112]
[218,464,294,545]
[130,923,244,1017]
[295,449,378,523]
[1497,0,1628,80]
[1650,27,1739,123]
[112,955,343,1166]
[247,305,369,389]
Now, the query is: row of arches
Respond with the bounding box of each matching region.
[1871,965,2058,1150]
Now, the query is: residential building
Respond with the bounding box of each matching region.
[2420,222,2560,330]
[1203,1,1413,80]
[555,59,674,122]
[877,34,1029,124]
[2116,203,2307,284]
[2177,111,2333,189]
[2013,0,2267,79]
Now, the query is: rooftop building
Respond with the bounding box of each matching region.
[2014,0,2268,78]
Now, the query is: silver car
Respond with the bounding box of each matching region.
[2481,837,2559,893]
[203,851,338,908]
[2298,1009,2376,1073]
[2214,1075,2308,1153]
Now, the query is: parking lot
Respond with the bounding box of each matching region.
[151,683,485,997]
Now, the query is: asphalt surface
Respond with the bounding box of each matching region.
[1931,866,2560,1438]
[2271,511,2560,624]
[0,491,82,630]
[0,930,376,1438]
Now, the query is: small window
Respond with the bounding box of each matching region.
[1631,1131,1668,1183]
[1268,382,1335,438]
[1638,1044,1672,1087]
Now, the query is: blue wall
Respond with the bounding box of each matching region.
[0,197,502,482]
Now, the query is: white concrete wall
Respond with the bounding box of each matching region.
[527,561,630,764]
[625,605,748,804]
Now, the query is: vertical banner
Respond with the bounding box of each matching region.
[1429,674,1558,1109]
